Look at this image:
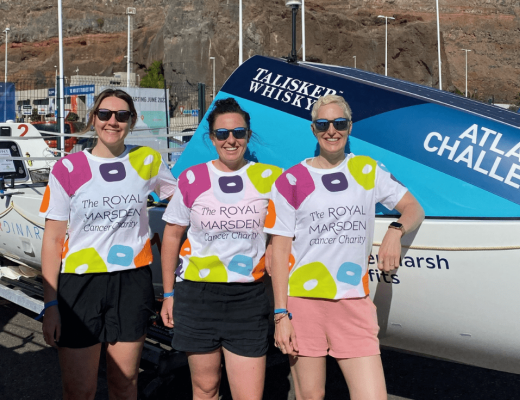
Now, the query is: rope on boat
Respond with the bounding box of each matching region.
[372,242,520,251]
[0,204,14,219]
[0,202,45,229]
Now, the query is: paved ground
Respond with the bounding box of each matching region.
[2,300,520,400]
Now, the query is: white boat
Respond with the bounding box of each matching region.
[1,55,519,375]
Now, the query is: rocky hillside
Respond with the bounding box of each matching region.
[0,0,519,103]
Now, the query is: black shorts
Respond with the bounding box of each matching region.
[57,266,154,348]
[173,280,270,357]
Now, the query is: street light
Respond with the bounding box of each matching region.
[436,0,442,90]
[239,0,243,65]
[461,49,471,97]
[301,0,305,61]
[126,7,136,87]
[209,57,215,99]
[3,27,10,123]
[353,56,356,68]
[377,15,394,76]
[285,0,302,63]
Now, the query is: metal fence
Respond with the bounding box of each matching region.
[4,74,221,164]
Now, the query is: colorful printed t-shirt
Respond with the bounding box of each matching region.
[264,154,408,300]
[162,161,283,283]
[39,146,177,274]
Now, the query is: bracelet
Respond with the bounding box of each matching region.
[274,312,292,323]
[35,300,58,321]
[274,308,292,321]
[163,290,174,298]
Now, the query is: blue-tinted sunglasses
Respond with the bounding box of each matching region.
[313,118,351,132]
[212,127,249,141]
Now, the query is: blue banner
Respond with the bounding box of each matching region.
[48,85,95,97]
[0,83,16,122]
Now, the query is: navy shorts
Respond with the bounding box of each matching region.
[173,280,270,357]
[57,266,154,348]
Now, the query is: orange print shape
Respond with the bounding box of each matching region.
[180,239,191,256]
[61,239,69,259]
[288,254,295,272]
[362,269,370,295]
[40,186,51,213]
[252,256,266,281]
[264,200,276,229]
[134,239,153,267]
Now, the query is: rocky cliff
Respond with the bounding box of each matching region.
[0,0,519,103]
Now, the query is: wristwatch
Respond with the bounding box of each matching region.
[388,221,406,237]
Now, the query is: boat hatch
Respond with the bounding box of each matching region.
[0,141,29,183]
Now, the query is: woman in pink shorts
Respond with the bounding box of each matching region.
[265,94,425,399]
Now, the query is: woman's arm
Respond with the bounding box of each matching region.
[271,235,299,355]
[160,222,187,328]
[377,191,425,272]
[41,218,68,348]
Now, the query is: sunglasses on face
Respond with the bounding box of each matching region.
[313,118,351,132]
[212,127,249,141]
[95,109,133,123]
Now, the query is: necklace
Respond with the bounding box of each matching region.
[312,155,345,169]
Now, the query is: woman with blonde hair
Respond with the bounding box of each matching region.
[266,94,424,399]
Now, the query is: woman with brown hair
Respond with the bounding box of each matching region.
[39,89,177,399]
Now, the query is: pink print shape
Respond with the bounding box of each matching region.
[51,152,92,196]
[178,163,211,208]
[275,164,315,210]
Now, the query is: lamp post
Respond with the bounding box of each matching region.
[54,65,58,121]
[461,49,471,97]
[239,0,243,65]
[436,0,442,90]
[285,0,302,63]
[209,57,215,99]
[126,7,136,87]
[301,0,305,61]
[3,27,9,122]
[353,56,356,68]
[377,15,394,76]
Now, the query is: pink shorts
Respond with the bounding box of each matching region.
[287,295,380,359]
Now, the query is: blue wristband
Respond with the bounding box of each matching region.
[35,300,58,321]
[164,290,174,298]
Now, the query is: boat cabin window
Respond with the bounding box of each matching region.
[0,127,11,137]
[0,141,29,183]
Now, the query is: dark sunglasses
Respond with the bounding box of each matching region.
[96,109,133,123]
[313,118,351,132]
[212,127,249,141]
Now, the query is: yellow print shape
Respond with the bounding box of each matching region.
[347,156,377,190]
[247,163,283,194]
[184,256,228,282]
[289,262,337,299]
[64,248,108,274]
[129,146,161,180]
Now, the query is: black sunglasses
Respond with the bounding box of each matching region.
[96,109,133,123]
[313,118,351,132]
[212,127,249,141]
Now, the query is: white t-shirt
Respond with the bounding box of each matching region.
[264,154,408,300]
[162,161,283,283]
[39,145,177,274]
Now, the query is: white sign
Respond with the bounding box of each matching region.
[38,105,48,115]
[22,105,32,116]
[101,87,170,159]
[0,149,16,173]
